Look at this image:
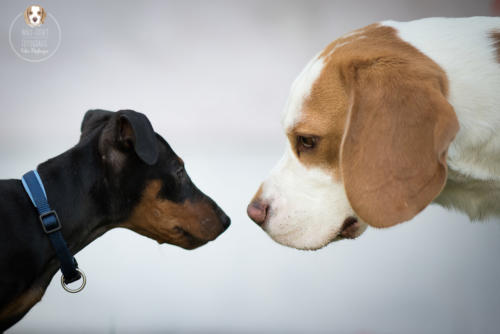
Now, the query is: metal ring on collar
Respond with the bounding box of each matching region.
[61,268,86,293]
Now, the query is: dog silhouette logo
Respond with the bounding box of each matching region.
[24,5,46,27]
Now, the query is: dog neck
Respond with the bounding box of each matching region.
[36,139,116,258]
[0,138,119,328]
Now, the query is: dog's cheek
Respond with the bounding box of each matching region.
[260,150,354,250]
[185,200,225,239]
[160,199,224,243]
[122,180,222,246]
[121,180,177,243]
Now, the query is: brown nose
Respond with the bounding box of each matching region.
[247,200,269,225]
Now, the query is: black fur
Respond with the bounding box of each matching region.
[0,109,230,331]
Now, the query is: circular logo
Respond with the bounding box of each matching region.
[9,5,62,62]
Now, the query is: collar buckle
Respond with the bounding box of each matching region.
[39,210,62,234]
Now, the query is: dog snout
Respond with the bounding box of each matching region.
[214,204,231,230]
[32,17,38,22]
[221,214,231,230]
[247,200,269,225]
[201,195,231,235]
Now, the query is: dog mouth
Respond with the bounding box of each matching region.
[333,216,363,241]
[173,227,208,250]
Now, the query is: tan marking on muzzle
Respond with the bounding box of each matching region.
[122,180,224,249]
[250,184,264,203]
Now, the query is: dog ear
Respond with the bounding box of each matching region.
[24,7,30,25]
[98,110,158,171]
[81,109,113,135]
[41,7,46,24]
[116,110,159,166]
[340,61,459,228]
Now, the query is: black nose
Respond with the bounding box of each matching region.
[221,214,231,230]
[33,17,38,22]
[212,204,230,230]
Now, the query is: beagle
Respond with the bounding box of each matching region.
[24,5,46,28]
[248,17,500,250]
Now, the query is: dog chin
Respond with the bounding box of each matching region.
[172,234,209,250]
[267,233,333,250]
[179,239,208,250]
[159,237,208,250]
[263,220,368,250]
[262,225,335,250]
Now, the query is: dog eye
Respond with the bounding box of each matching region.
[297,136,317,152]
[29,11,32,15]
[38,11,41,15]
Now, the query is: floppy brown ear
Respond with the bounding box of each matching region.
[340,63,459,228]
[24,7,30,25]
[41,7,47,24]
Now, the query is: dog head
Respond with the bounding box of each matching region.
[24,5,46,27]
[81,109,230,250]
[248,24,459,250]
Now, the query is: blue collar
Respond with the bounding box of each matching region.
[21,170,86,293]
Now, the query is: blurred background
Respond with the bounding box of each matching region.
[2,0,500,333]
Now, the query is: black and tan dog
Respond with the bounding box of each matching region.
[0,109,230,330]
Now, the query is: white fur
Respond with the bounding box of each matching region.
[260,143,363,250]
[327,36,367,57]
[383,17,500,220]
[27,6,43,27]
[282,52,324,130]
[258,17,500,250]
[264,49,365,250]
[340,29,366,39]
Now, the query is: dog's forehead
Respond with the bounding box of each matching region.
[30,5,41,13]
[282,25,379,136]
[282,53,326,133]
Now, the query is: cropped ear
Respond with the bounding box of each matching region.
[116,110,159,165]
[81,109,113,135]
[340,63,459,228]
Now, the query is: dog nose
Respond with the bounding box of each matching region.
[247,200,269,225]
[213,205,230,231]
[33,17,38,22]
[221,214,231,230]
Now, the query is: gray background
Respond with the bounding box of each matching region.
[2,1,500,333]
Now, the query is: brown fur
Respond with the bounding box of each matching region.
[0,288,43,323]
[122,180,224,249]
[24,5,46,26]
[288,24,459,228]
[250,184,263,204]
[491,30,500,63]
[289,26,377,174]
